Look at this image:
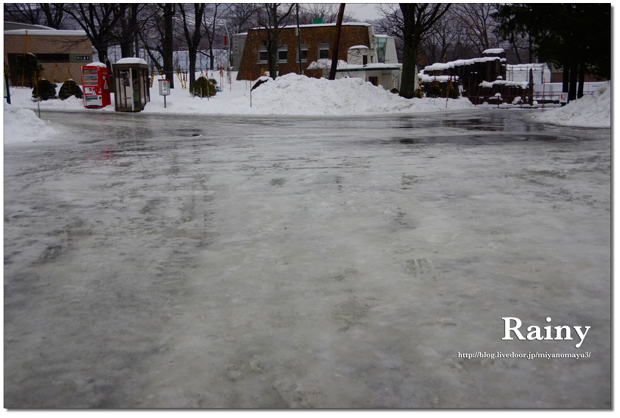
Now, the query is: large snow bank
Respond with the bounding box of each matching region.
[529,82,610,128]
[3,105,58,144]
[227,73,474,115]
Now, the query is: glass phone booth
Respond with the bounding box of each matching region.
[112,58,150,112]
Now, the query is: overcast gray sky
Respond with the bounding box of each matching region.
[345,3,382,22]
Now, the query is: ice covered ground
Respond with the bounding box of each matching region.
[2,71,613,411]
[3,110,611,409]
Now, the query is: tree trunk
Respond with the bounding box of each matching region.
[120,42,133,58]
[400,40,418,98]
[188,48,197,87]
[95,44,108,64]
[577,62,585,98]
[562,66,569,94]
[268,41,278,78]
[329,4,346,80]
[163,4,175,88]
[269,5,279,79]
[510,34,521,64]
[568,61,578,102]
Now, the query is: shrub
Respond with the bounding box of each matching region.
[58,79,83,100]
[32,79,57,101]
[390,88,399,94]
[190,76,217,97]
[441,84,460,99]
[427,84,441,98]
[413,88,423,98]
[17,53,43,87]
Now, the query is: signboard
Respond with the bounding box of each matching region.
[158,79,170,96]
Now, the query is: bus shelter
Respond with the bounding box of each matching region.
[112,58,150,112]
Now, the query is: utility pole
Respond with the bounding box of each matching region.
[329,4,345,80]
[296,4,302,74]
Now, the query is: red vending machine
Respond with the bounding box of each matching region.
[81,63,111,108]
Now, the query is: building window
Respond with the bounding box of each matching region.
[296,44,308,63]
[257,45,268,64]
[318,43,329,60]
[278,46,288,63]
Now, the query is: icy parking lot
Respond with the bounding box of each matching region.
[4,109,610,408]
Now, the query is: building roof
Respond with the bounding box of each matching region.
[4,29,88,37]
[238,21,372,35]
[4,21,55,31]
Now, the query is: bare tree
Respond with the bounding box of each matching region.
[256,3,296,79]
[399,3,451,98]
[137,3,177,87]
[115,4,144,58]
[418,7,478,66]
[178,3,206,86]
[224,3,261,34]
[59,4,127,63]
[297,3,354,24]
[5,3,68,29]
[453,3,498,56]
[201,3,222,71]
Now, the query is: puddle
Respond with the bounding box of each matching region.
[390,134,578,145]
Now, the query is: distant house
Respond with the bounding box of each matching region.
[4,21,93,87]
[233,22,403,90]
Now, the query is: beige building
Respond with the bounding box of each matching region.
[4,22,93,87]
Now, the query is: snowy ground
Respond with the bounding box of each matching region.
[2,73,612,410]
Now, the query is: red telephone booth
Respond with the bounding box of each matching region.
[81,62,111,108]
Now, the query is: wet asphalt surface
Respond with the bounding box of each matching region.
[4,108,611,408]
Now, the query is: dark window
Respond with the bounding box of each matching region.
[257,46,268,64]
[318,44,329,59]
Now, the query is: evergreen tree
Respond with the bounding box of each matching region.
[493,4,610,101]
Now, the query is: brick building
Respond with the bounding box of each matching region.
[234,22,379,81]
[4,22,93,87]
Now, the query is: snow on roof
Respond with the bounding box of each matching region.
[418,74,459,83]
[349,45,370,50]
[479,79,528,89]
[115,57,148,65]
[423,56,506,72]
[338,63,402,71]
[4,29,88,37]
[483,48,505,55]
[85,62,107,68]
[239,21,372,35]
[4,22,55,31]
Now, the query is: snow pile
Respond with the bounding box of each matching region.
[529,82,610,128]
[3,105,58,144]
[227,73,474,115]
[5,71,474,116]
